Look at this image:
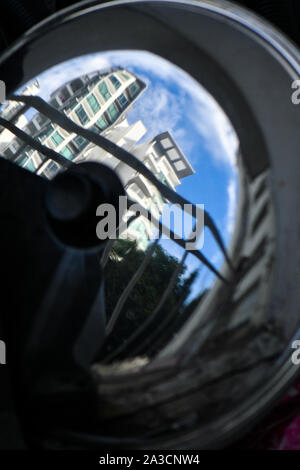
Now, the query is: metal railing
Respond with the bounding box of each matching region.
[0,94,234,359]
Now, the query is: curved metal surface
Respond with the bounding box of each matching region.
[0,0,300,449]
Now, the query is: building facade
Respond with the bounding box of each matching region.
[79,123,194,250]
[0,80,40,159]
[123,132,195,249]
[0,68,146,178]
[0,68,194,250]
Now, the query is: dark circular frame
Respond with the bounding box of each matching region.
[1,0,300,449]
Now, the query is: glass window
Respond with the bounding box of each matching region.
[86,93,100,114]
[129,183,144,200]
[64,98,78,113]
[161,137,173,149]
[121,71,130,81]
[96,115,108,130]
[51,131,64,147]
[35,113,48,127]
[77,88,90,100]
[43,160,61,179]
[75,105,89,125]
[107,103,119,123]
[98,81,111,101]
[4,148,14,159]
[57,87,70,103]
[38,124,54,142]
[167,148,180,161]
[109,74,121,90]
[24,159,36,173]
[9,139,21,153]
[158,171,172,188]
[117,93,129,110]
[27,121,38,135]
[61,145,74,160]
[128,82,140,98]
[70,78,83,93]
[73,135,89,152]
[18,153,28,167]
[174,160,186,172]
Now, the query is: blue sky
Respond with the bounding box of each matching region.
[18,50,239,298]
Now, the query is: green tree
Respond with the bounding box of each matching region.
[102,239,198,356]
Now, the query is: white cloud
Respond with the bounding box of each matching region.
[225,177,238,238]
[23,49,239,172]
[20,49,239,245]
[105,50,239,168]
[192,98,239,169]
[28,54,111,101]
[128,82,185,141]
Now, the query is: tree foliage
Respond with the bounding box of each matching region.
[102,238,199,355]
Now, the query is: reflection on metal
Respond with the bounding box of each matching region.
[0,116,75,169]
[126,199,229,283]
[7,93,231,268]
[0,90,231,284]
[106,235,161,335]
[0,75,233,374]
[104,249,189,362]
[1,0,300,451]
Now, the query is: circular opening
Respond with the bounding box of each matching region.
[2,49,240,358]
[1,0,300,449]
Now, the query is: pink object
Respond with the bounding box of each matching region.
[233,378,300,449]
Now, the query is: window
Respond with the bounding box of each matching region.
[158,171,172,188]
[18,153,29,167]
[96,115,108,130]
[174,160,186,172]
[167,148,180,161]
[10,139,23,153]
[75,105,89,125]
[109,74,121,90]
[4,148,14,159]
[24,159,36,173]
[128,82,140,98]
[57,87,70,103]
[117,93,129,110]
[89,76,100,87]
[64,98,78,113]
[107,103,119,123]
[61,145,74,160]
[51,131,64,147]
[18,153,35,172]
[79,88,90,99]
[73,135,89,152]
[70,78,83,93]
[161,137,173,149]
[86,93,100,114]
[38,124,54,142]
[43,160,60,179]
[129,183,144,200]
[121,71,130,81]
[98,81,111,101]
[27,121,38,135]
[35,113,48,127]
